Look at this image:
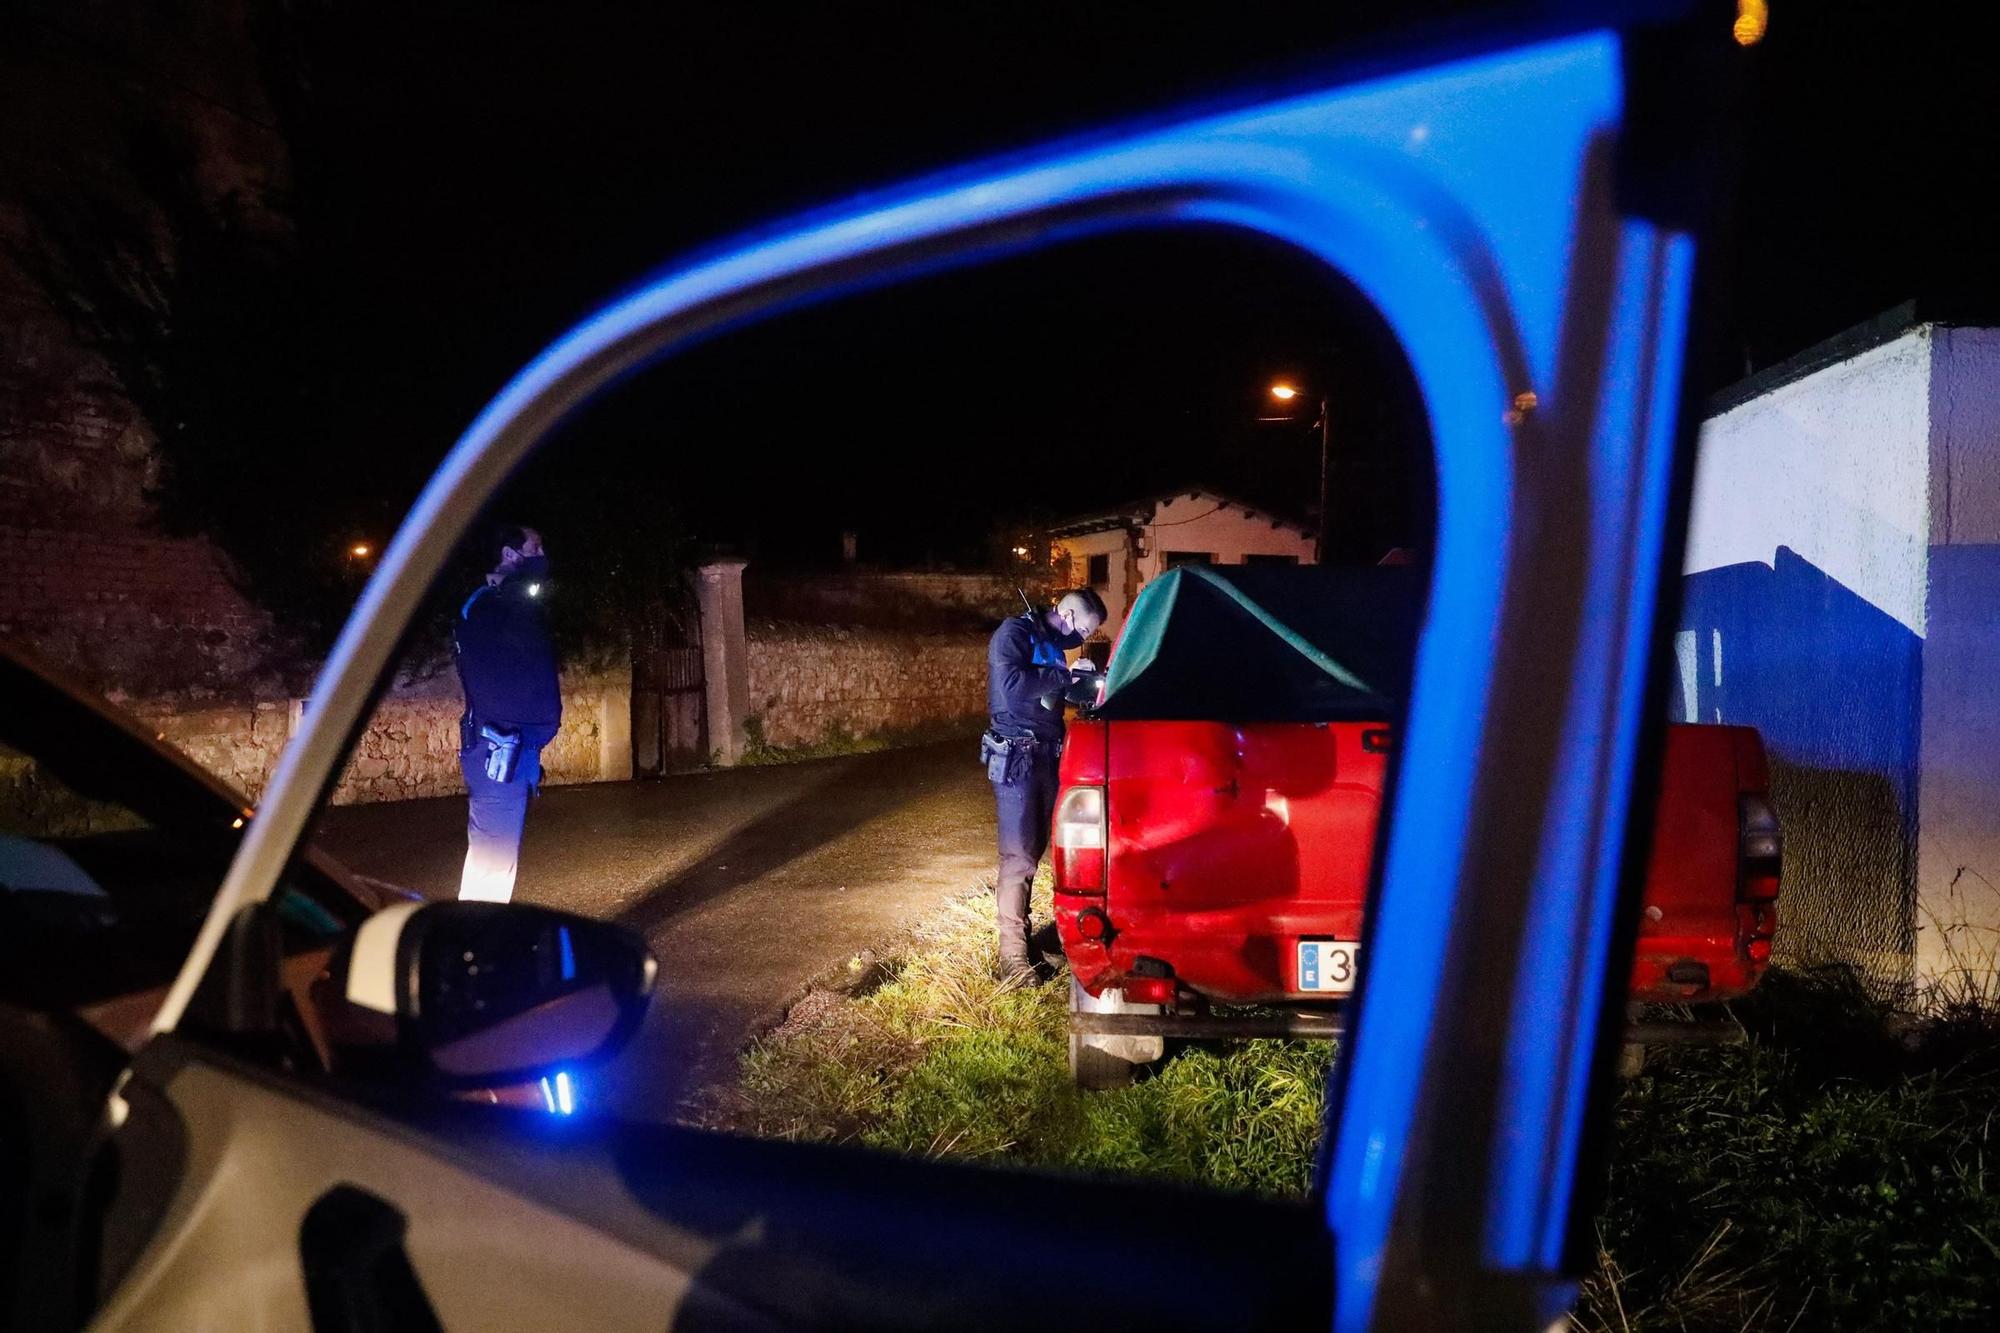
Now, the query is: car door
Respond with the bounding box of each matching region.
[88,8,1738,1330]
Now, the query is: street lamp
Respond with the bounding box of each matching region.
[1263,379,1331,564]
[1733,0,1768,46]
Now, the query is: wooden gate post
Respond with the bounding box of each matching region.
[696,559,751,765]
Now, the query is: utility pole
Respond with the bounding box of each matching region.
[1265,367,1337,564]
[1315,392,1331,565]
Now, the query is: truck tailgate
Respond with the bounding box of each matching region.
[1055,719,1776,1006]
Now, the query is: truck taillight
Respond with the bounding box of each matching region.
[1121,976,1175,1005]
[1738,792,1782,901]
[1054,785,1105,893]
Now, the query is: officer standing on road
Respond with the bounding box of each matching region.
[984,587,1107,982]
[454,523,561,903]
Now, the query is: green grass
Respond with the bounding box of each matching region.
[719,889,2000,1329]
[717,877,1328,1198]
[1575,970,2000,1331]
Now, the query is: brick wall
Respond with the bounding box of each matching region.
[0,11,650,810]
[0,230,275,697]
[0,522,282,696]
[745,621,988,750]
[1,3,303,705]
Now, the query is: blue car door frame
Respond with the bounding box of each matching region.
[163,8,1738,1328]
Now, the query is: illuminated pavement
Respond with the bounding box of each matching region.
[319,738,993,1121]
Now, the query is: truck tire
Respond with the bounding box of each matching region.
[1068,976,1166,1091]
[1069,1032,1139,1090]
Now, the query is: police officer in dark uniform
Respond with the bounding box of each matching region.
[454,524,561,902]
[984,587,1107,981]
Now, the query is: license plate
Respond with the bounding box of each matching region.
[1296,940,1361,994]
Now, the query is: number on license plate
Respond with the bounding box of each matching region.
[1297,940,1360,994]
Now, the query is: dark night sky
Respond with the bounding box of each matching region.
[275,0,1476,566]
[29,0,2000,569]
[524,227,1426,567]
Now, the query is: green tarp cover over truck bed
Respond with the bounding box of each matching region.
[1093,564,1425,724]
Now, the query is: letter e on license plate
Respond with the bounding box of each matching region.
[1297,940,1360,994]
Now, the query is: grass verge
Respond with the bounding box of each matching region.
[717,889,2000,1329]
[710,877,1328,1198]
[1576,969,2000,1331]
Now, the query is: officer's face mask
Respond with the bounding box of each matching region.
[514,553,552,582]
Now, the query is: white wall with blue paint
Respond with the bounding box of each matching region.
[1916,326,2000,993]
[1680,319,2000,999]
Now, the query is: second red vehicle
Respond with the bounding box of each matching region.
[1052,565,1782,1086]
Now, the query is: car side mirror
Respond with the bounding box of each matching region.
[310,901,656,1088]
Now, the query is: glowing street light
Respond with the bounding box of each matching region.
[1733,0,1768,47]
[349,542,373,559]
[1262,378,1331,564]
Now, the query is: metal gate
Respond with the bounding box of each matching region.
[631,598,706,776]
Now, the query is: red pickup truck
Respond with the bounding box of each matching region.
[1052,565,1782,1086]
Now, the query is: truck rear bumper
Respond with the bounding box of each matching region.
[1059,897,1770,1008]
[1068,1008,1747,1047]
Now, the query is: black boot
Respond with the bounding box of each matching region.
[996,941,1039,986]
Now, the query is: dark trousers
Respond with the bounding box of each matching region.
[458,740,544,902]
[992,741,1060,967]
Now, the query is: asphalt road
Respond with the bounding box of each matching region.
[319,739,994,1121]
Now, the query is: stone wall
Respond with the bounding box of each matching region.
[134,696,291,807]
[0,259,160,533]
[332,667,632,804]
[745,570,1051,630]
[745,621,988,751]
[126,666,634,806]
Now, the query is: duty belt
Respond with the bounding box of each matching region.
[986,729,1053,748]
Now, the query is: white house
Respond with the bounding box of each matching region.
[1048,488,1317,649]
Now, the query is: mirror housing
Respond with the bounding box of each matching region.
[311,901,656,1088]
